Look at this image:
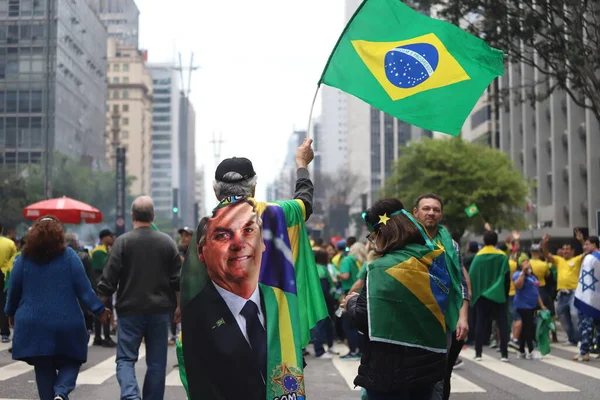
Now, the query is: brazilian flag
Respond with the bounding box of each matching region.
[319,0,505,136]
[367,243,460,351]
[464,203,479,218]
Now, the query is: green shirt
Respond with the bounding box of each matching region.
[339,255,360,291]
[91,245,109,272]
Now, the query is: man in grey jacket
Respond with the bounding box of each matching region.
[98,196,181,400]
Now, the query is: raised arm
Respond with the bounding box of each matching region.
[294,138,315,220]
[541,234,555,265]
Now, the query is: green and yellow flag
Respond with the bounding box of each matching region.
[469,246,510,305]
[319,0,505,135]
[367,242,459,352]
[464,203,479,218]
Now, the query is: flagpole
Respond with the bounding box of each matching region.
[306,84,321,140]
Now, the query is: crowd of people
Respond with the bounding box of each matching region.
[0,135,598,400]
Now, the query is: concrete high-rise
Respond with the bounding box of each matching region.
[104,38,152,196]
[95,0,139,47]
[498,63,600,236]
[178,93,196,226]
[147,64,180,219]
[0,0,108,175]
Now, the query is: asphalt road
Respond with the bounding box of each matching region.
[1,333,599,399]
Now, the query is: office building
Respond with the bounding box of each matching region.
[105,38,152,196]
[0,0,108,172]
[194,167,206,224]
[179,93,196,226]
[95,0,139,47]
[147,64,180,219]
[498,63,600,236]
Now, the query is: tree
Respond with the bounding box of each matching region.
[381,137,529,240]
[430,0,600,122]
[0,168,31,230]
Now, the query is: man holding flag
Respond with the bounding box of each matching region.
[179,139,328,399]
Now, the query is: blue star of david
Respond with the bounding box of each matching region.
[579,268,599,292]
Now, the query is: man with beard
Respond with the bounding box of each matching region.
[413,193,470,400]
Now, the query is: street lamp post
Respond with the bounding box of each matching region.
[111,109,126,236]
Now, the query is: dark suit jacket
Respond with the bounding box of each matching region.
[182,282,266,400]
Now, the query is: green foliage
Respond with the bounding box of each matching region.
[0,152,134,230]
[381,137,529,240]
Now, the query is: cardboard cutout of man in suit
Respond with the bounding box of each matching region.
[183,200,269,400]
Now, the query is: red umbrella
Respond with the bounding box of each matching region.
[23,196,104,224]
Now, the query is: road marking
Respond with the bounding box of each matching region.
[542,354,600,379]
[77,346,146,385]
[551,342,579,353]
[0,361,33,381]
[165,369,183,386]
[331,356,361,391]
[451,373,486,393]
[462,348,578,392]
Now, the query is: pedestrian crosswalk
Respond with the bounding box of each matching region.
[329,342,600,396]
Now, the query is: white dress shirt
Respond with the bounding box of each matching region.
[212,282,265,345]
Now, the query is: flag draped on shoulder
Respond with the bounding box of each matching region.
[319,0,505,136]
[367,242,453,352]
[469,246,510,305]
[574,251,600,320]
[433,226,464,332]
[179,197,327,400]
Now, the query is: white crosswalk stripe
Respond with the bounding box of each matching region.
[165,369,183,387]
[77,346,146,385]
[450,373,486,393]
[461,348,579,392]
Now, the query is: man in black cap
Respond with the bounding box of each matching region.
[212,138,315,219]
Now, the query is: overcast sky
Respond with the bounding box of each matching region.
[136,0,345,203]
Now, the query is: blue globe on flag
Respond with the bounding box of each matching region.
[384,43,440,88]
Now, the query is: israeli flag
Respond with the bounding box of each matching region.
[574,251,600,320]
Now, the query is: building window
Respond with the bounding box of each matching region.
[122,104,129,112]
[112,104,119,112]
[122,118,129,126]
[113,64,120,71]
[123,64,129,72]
[122,90,129,99]
[471,106,490,130]
[112,77,119,83]
[121,131,129,139]
[112,90,119,99]
[123,77,129,83]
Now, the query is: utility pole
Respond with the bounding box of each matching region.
[209,132,225,165]
[111,108,126,236]
[43,0,54,199]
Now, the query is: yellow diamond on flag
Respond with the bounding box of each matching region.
[351,33,471,101]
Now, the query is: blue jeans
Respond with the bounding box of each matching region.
[117,313,170,400]
[32,356,81,400]
[557,292,580,344]
[311,318,334,356]
[342,312,360,354]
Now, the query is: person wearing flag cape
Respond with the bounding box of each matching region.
[573,236,600,361]
[343,198,461,399]
[178,138,328,400]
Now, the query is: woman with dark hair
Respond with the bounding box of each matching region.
[342,198,459,399]
[4,216,110,400]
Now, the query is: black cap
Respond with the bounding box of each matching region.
[178,226,193,235]
[214,157,256,183]
[99,229,113,239]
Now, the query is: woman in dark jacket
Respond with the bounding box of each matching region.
[4,216,110,400]
[342,198,450,400]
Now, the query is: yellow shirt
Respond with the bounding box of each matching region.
[332,253,342,267]
[530,259,551,287]
[508,259,517,296]
[0,236,17,275]
[553,254,584,290]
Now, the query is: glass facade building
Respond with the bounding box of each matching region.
[0,0,108,169]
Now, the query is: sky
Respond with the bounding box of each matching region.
[136,0,345,203]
